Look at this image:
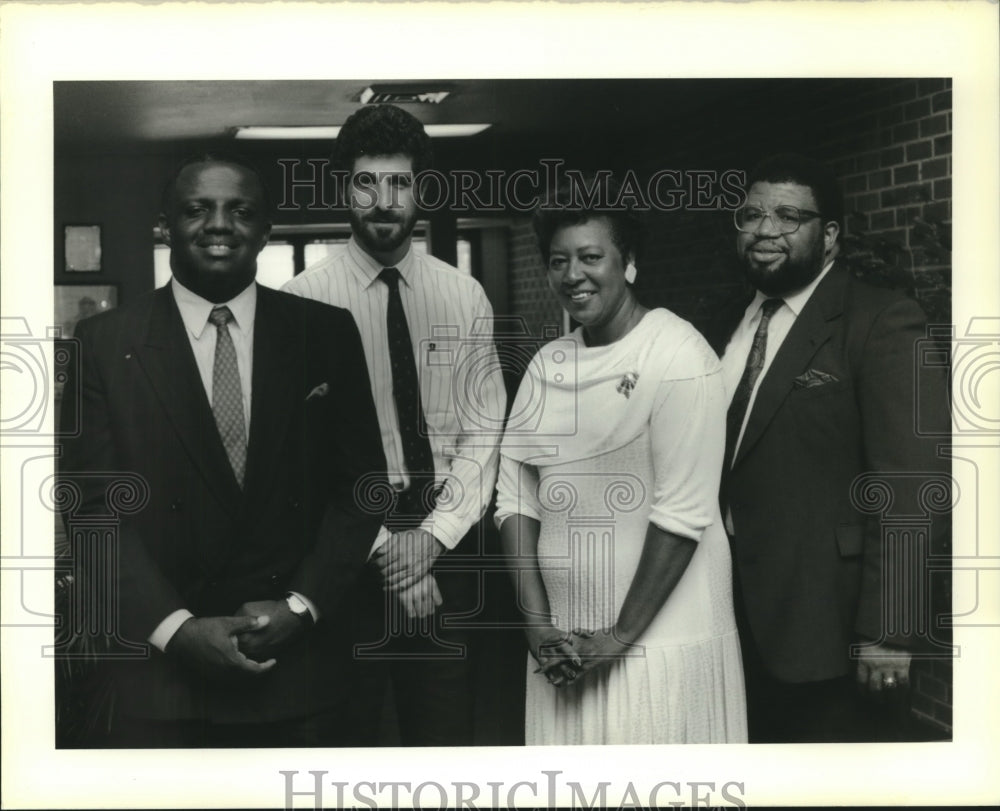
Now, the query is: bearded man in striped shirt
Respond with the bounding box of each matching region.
[283,104,506,746]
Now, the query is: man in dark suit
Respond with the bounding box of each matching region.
[60,155,387,747]
[714,153,950,742]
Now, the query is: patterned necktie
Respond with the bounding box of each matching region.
[724,297,783,471]
[379,268,436,527]
[208,306,247,487]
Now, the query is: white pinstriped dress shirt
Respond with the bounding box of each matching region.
[282,238,506,549]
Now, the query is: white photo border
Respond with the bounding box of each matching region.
[2,2,998,808]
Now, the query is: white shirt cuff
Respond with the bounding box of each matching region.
[148,608,195,652]
[367,525,393,559]
[287,591,319,622]
[420,509,466,550]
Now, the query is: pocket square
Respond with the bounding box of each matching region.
[793,368,839,389]
[306,382,330,401]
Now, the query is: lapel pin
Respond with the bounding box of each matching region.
[617,371,639,399]
[306,382,330,401]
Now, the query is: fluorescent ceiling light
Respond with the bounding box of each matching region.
[427,123,491,137]
[425,123,492,137]
[235,126,342,140]
[234,123,491,140]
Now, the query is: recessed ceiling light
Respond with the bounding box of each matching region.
[233,123,491,140]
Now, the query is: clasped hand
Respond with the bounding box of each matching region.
[167,614,276,678]
[167,600,305,679]
[855,640,912,696]
[528,625,635,687]
[395,573,444,620]
[373,529,445,619]
[373,528,445,592]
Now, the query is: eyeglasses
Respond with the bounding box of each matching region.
[733,205,822,234]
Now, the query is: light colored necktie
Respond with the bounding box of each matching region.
[208,306,247,487]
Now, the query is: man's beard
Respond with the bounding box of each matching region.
[350,207,417,257]
[742,236,827,297]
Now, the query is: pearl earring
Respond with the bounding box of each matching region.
[624,262,638,284]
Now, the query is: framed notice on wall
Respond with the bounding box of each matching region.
[63,224,102,272]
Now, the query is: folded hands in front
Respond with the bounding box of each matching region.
[167,599,306,678]
[373,528,446,619]
[528,625,640,687]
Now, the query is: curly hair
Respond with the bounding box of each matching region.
[532,173,646,267]
[332,104,434,176]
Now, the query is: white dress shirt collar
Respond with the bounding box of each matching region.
[346,236,417,289]
[171,277,257,338]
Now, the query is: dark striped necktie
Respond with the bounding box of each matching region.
[724,297,783,471]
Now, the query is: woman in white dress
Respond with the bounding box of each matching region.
[496,181,747,744]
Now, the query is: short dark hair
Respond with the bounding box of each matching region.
[160,152,272,216]
[332,104,433,176]
[745,153,843,232]
[532,174,645,267]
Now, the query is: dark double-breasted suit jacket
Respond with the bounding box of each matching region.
[60,284,388,724]
[711,263,951,683]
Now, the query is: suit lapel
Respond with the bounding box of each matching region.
[132,287,243,513]
[732,265,848,469]
[243,287,298,504]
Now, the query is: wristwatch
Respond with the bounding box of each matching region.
[285,592,314,628]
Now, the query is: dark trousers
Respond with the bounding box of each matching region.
[739,639,913,743]
[733,572,914,743]
[346,565,476,747]
[106,705,358,748]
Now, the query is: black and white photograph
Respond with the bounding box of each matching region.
[2,2,998,809]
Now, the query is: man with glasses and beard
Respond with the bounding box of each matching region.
[711,153,950,742]
[283,105,506,746]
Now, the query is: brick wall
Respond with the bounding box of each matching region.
[912,655,953,733]
[824,78,952,325]
[507,219,562,340]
